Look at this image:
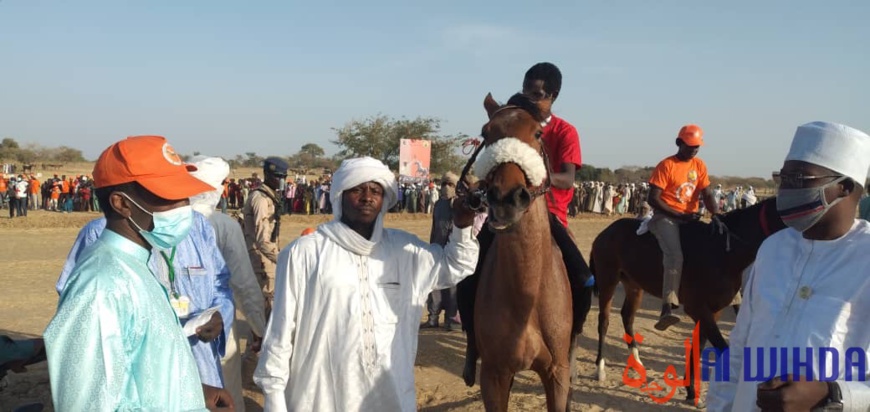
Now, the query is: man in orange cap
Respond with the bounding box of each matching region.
[647,124,721,331]
[43,136,231,411]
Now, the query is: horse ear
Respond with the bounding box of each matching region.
[484,93,500,118]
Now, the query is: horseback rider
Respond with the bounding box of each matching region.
[647,124,721,331]
[457,63,593,385]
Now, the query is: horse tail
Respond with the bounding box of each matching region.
[589,255,599,297]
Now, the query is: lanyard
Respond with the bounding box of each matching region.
[159,247,178,297]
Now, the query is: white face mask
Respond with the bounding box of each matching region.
[776,176,847,232]
[120,193,193,249]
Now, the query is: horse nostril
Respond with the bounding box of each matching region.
[513,187,532,209]
[486,187,499,204]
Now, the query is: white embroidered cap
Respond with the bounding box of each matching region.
[785,121,870,184]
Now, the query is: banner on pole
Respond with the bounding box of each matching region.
[398,139,431,183]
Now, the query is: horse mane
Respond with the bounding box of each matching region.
[505,93,546,123]
[682,196,779,252]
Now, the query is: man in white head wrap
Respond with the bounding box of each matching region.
[254,156,479,412]
[708,121,870,412]
[189,155,267,412]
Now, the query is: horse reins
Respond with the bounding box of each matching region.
[759,202,771,237]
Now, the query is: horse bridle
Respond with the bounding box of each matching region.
[457,105,554,212]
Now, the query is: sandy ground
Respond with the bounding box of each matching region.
[0,210,734,411]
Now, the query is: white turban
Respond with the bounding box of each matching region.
[785,121,870,184]
[329,156,398,220]
[188,155,230,217]
[319,156,398,256]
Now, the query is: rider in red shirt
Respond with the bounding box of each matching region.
[456,62,593,386]
[522,63,582,227]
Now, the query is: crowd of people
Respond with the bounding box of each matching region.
[566,181,764,219]
[3,61,869,412]
[221,175,450,217]
[1,174,98,217]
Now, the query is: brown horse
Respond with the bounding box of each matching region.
[464,92,580,412]
[589,196,786,403]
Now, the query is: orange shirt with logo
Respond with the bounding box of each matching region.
[648,155,710,214]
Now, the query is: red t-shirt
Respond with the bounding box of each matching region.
[541,114,582,226]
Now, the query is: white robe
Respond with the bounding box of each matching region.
[603,186,615,213]
[707,220,870,412]
[592,186,603,213]
[254,225,478,412]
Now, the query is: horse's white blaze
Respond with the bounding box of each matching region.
[631,347,642,367]
[473,137,547,186]
[596,359,606,381]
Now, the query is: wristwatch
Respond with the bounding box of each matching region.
[813,381,844,412]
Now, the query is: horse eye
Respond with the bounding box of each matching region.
[535,131,543,139]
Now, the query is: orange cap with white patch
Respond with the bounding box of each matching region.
[92,135,213,200]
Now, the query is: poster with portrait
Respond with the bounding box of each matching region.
[398,139,431,184]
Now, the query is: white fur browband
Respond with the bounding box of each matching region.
[473,137,548,185]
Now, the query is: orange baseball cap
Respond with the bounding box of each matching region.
[92,135,214,200]
[301,227,316,236]
[677,124,704,147]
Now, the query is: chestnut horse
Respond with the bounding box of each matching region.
[460,93,581,412]
[589,196,785,403]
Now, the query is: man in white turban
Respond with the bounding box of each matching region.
[189,155,267,412]
[708,121,870,412]
[253,156,479,412]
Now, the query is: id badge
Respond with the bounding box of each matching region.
[170,295,191,319]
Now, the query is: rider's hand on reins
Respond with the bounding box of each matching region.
[679,212,702,223]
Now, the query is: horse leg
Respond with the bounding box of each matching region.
[461,333,479,387]
[686,310,722,405]
[457,272,478,386]
[703,310,728,351]
[479,363,514,412]
[621,282,645,367]
[686,327,709,404]
[595,278,618,381]
[457,223,493,387]
[537,363,572,412]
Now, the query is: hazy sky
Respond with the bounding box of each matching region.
[1,1,867,178]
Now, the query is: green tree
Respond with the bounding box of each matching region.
[1,138,20,150]
[299,143,325,158]
[54,146,86,162]
[289,143,329,171]
[331,114,465,174]
[243,152,263,168]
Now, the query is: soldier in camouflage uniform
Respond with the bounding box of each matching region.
[243,157,288,317]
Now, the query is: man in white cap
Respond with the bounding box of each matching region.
[707,121,870,412]
[253,156,479,412]
[189,155,268,412]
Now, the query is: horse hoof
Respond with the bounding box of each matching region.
[462,363,476,387]
[596,360,606,382]
[631,348,643,367]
